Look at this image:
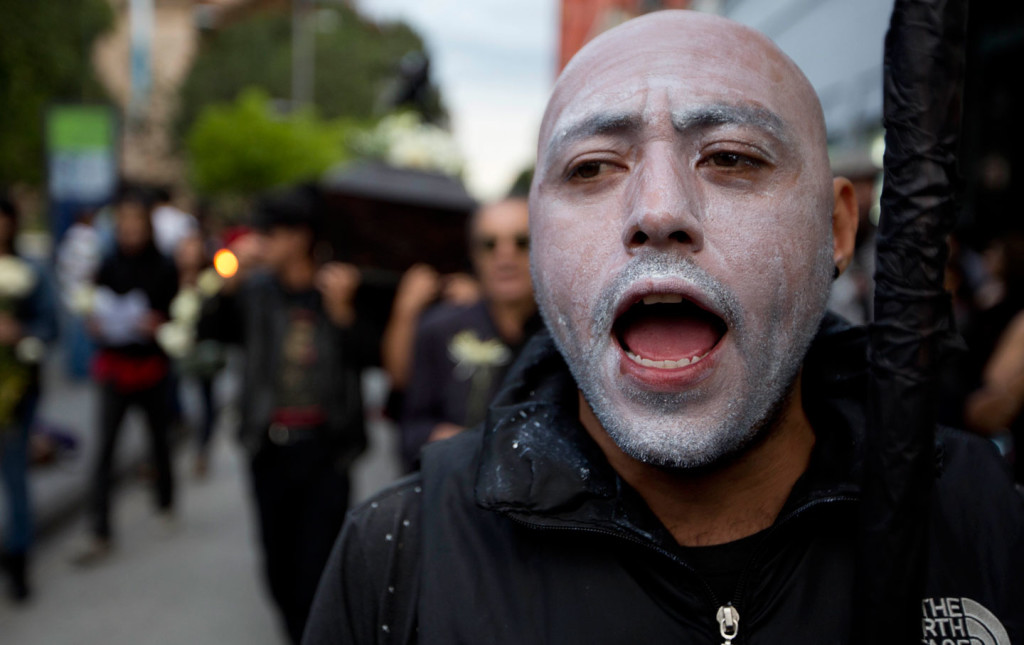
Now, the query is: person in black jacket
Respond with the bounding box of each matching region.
[305,11,1024,644]
[75,189,178,565]
[399,198,540,471]
[200,186,377,644]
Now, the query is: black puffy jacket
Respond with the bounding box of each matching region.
[305,315,1024,644]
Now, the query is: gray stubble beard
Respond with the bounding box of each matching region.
[535,246,833,471]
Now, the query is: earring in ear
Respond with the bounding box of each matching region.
[833,265,841,280]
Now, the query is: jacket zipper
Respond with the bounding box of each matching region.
[505,493,857,644]
[717,603,740,643]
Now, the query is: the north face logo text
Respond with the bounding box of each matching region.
[921,597,1009,645]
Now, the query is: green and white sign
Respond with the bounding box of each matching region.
[46,105,118,204]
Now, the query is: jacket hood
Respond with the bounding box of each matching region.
[475,312,868,530]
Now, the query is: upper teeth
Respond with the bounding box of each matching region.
[625,349,710,369]
[642,294,684,305]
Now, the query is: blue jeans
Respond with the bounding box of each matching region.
[0,397,35,554]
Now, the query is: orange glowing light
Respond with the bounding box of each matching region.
[214,249,239,278]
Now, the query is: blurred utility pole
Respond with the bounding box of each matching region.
[292,0,316,110]
[128,0,154,123]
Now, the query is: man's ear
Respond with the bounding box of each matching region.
[831,177,859,276]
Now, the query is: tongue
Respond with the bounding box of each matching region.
[621,312,720,362]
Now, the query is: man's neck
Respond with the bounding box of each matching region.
[578,379,815,547]
[488,298,536,344]
[278,258,317,291]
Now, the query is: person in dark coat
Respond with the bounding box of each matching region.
[0,196,58,600]
[304,11,1023,644]
[199,186,377,644]
[76,189,178,565]
[399,198,539,470]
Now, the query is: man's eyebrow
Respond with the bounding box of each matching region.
[545,112,643,160]
[542,104,792,169]
[671,104,791,144]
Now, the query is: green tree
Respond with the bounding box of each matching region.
[0,0,114,186]
[177,5,445,140]
[186,87,356,195]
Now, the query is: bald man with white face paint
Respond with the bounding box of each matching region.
[305,12,1023,645]
[528,12,856,548]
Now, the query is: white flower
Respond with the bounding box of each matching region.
[155,321,194,359]
[170,288,202,325]
[0,256,37,299]
[196,268,224,298]
[69,284,96,315]
[14,336,46,364]
[448,330,510,379]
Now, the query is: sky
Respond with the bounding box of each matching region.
[351,0,893,198]
[355,0,560,200]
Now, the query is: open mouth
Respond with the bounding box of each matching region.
[613,294,727,369]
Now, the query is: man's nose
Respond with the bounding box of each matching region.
[622,150,704,254]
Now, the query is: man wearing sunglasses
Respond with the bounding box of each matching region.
[399,197,540,471]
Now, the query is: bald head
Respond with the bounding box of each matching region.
[536,11,830,187]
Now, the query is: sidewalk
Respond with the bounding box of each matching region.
[2,348,403,540]
[0,349,404,643]
[0,433,283,644]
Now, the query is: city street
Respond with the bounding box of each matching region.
[0,358,403,644]
[0,433,283,645]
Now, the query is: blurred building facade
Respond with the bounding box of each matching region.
[558,0,699,70]
[92,0,197,187]
[89,0,313,189]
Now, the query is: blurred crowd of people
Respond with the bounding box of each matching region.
[1,172,1023,641]
[0,180,541,642]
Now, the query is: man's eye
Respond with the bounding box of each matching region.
[569,161,604,180]
[706,152,762,169]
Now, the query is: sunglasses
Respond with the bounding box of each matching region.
[474,234,530,253]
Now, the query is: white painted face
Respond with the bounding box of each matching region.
[530,12,837,469]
